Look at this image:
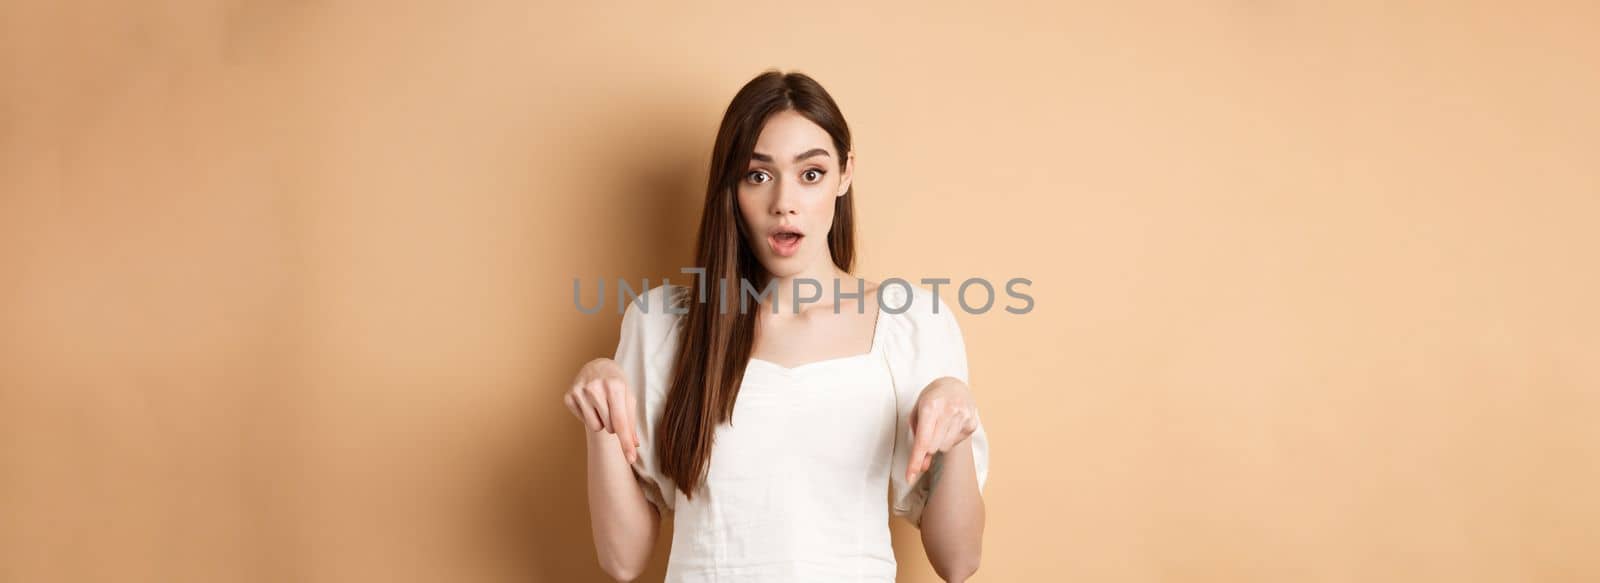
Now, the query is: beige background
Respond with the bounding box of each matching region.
[3,1,1598,582]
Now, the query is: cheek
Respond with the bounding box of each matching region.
[732,191,771,243]
[735,189,760,224]
[806,192,837,223]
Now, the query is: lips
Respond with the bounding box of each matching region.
[767,225,804,258]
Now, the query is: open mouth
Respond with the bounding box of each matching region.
[768,227,804,257]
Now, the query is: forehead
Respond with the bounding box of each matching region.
[752,110,834,161]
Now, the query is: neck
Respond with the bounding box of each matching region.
[762,260,851,316]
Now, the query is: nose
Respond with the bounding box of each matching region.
[769,179,799,216]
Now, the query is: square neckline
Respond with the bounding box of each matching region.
[746,295,885,374]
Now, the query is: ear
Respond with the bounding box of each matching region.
[836,150,855,198]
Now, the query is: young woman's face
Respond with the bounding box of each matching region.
[737,109,854,278]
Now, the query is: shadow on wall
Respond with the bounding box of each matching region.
[477,91,706,580]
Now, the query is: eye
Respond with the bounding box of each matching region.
[746,170,770,184]
[802,168,826,183]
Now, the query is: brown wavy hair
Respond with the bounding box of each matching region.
[656,70,856,499]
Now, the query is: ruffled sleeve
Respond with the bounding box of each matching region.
[880,284,991,528]
[611,283,685,514]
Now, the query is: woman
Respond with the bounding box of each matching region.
[564,70,991,582]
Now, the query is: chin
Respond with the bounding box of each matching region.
[757,256,806,278]
[759,262,800,278]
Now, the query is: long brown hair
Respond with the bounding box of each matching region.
[657,70,856,499]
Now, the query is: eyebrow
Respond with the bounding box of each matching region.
[750,148,831,164]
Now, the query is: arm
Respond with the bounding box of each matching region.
[568,357,660,581]
[906,377,986,582]
[918,437,985,582]
[586,423,661,581]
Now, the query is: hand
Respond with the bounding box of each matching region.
[907,377,980,484]
[564,357,641,464]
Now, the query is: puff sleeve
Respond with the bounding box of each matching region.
[884,285,991,528]
[612,284,684,514]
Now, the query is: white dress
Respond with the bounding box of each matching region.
[611,283,992,582]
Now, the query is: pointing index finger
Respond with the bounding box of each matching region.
[619,386,641,464]
[606,379,638,464]
[908,398,943,483]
